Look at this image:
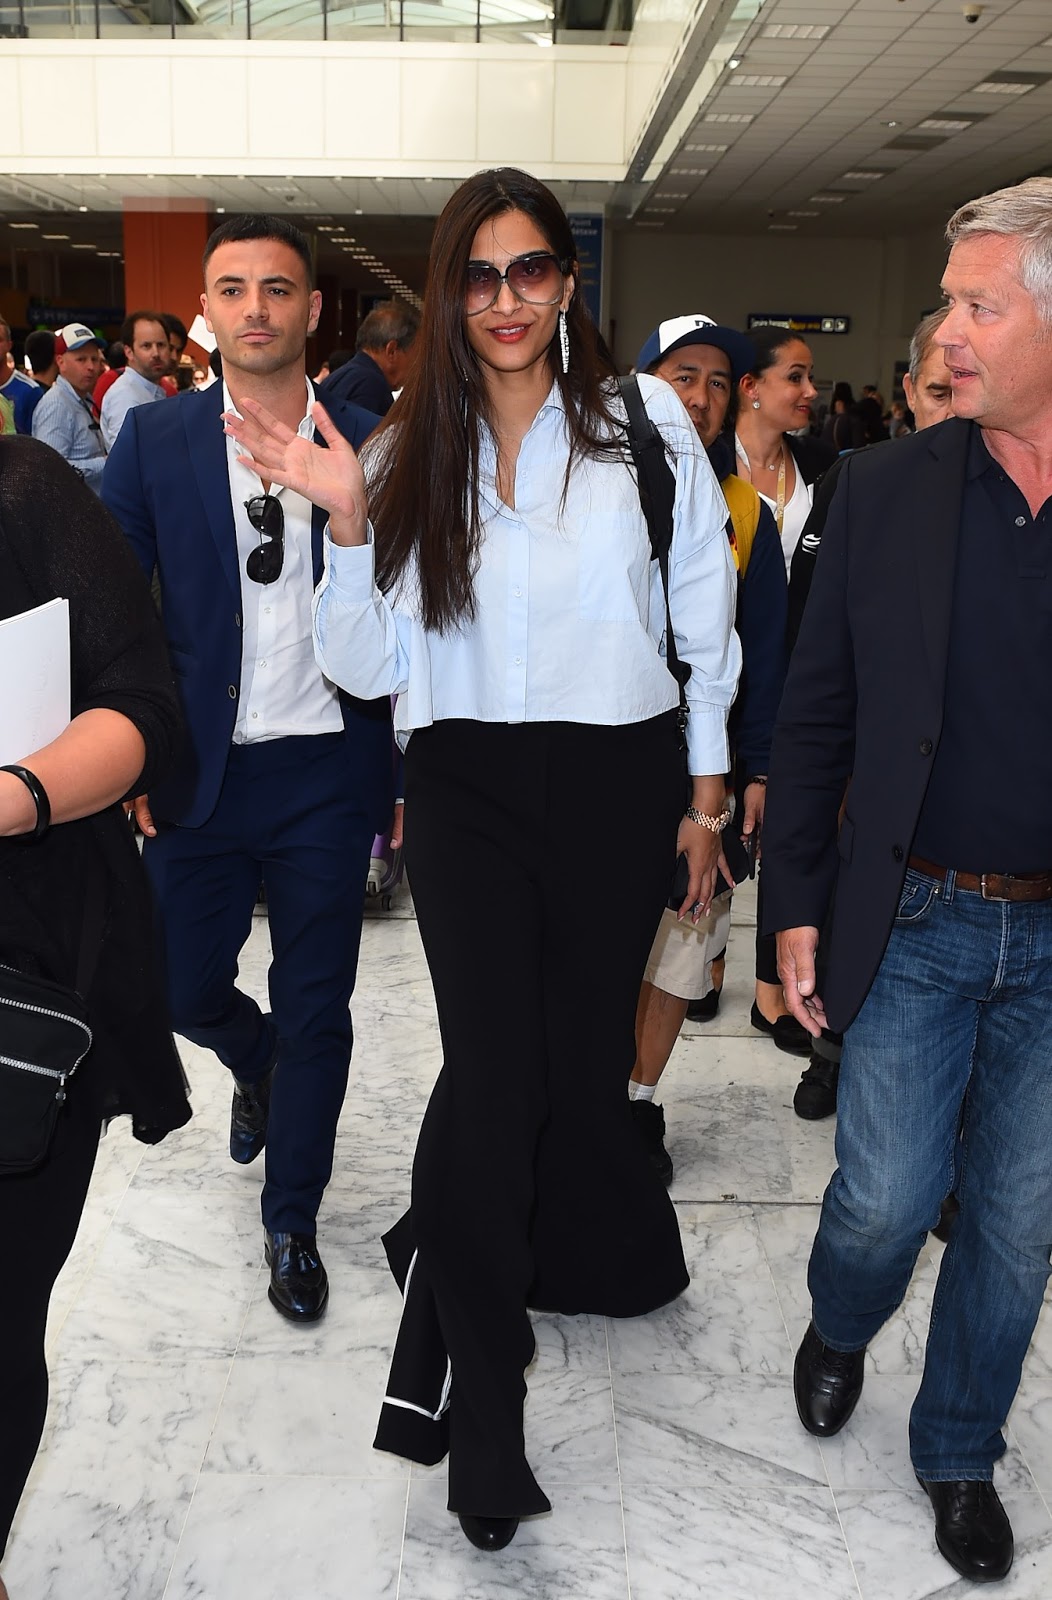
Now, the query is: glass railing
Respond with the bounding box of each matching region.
[0,0,631,43]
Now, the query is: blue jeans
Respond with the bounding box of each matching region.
[807,866,1052,1480]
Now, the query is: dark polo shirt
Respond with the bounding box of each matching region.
[912,424,1052,874]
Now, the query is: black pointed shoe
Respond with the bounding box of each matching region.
[629,1098,674,1186]
[264,1230,329,1322]
[230,1065,274,1164]
[917,1476,1014,1583]
[750,1001,812,1057]
[793,1321,866,1437]
[458,1514,519,1552]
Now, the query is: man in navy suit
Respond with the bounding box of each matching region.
[103,214,392,1322]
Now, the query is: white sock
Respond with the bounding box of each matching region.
[629,1080,656,1103]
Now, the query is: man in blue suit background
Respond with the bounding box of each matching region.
[103,214,392,1322]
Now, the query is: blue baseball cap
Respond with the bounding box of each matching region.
[636,314,756,383]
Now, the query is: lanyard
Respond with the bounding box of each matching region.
[735,433,787,532]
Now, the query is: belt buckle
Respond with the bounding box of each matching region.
[980,873,1010,902]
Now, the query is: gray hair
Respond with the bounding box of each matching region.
[946,177,1052,320]
[908,306,949,384]
[356,299,421,355]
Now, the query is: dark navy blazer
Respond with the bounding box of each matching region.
[102,380,393,832]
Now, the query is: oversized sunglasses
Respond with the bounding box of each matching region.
[464,251,571,316]
[244,494,284,584]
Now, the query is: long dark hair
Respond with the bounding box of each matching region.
[368,167,621,633]
[745,323,812,379]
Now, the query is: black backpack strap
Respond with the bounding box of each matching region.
[618,376,690,717]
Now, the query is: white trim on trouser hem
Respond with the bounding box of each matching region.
[384,1248,453,1421]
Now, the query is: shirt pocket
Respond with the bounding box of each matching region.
[577,508,649,624]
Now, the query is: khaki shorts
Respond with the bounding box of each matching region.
[643,893,733,1001]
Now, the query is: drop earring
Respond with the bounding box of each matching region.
[752,399,761,409]
[559,310,570,375]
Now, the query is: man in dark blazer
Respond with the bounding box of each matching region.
[103,214,392,1323]
[762,178,1052,1585]
[319,300,419,417]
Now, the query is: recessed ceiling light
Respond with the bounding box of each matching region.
[729,73,787,88]
[669,168,709,177]
[972,72,1049,95]
[374,177,384,184]
[883,120,899,127]
[728,56,742,69]
[768,223,797,231]
[788,210,819,217]
[810,193,848,203]
[217,207,226,214]
[656,192,689,200]
[78,205,88,213]
[43,233,69,239]
[762,22,829,39]
[685,143,728,153]
[354,208,363,215]
[9,222,39,229]
[704,113,754,124]
[71,243,96,250]
[918,118,974,132]
[840,170,886,181]
[644,206,677,214]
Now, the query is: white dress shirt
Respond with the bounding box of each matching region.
[225,380,344,744]
[99,365,166,450]
[313,375,741,776]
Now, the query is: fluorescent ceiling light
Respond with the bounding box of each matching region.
[704,113,754,124]
[810,193,847,203]
[684,143,728,153]
[788,210,819,217]
[840,170,886,181]
[9,222,39,229]
[43,233,69,239]
[728,57,742,69]
[644,206,677,214]
[71,243,96,250]
[918,118,974,132]
[762,22,829,39]
[669,168,709,177]
[768,224,797,231]
[729,74,787,88]
[972,72,1048,95]
[656,192,689,200]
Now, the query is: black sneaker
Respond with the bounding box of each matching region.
[793,1054,839,1120]
[629,1099,673,1186]
[685,986,721,1021]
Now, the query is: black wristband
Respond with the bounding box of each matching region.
[0,764,51,841]
[746,774,768,787]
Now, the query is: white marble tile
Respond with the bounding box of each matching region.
[836,1486,1052,1600]
[235,1258,402,1361]
[57,1188,263,1361]
[3,1473,197,1600]
[399,1479,630,1600]
[622,1480,859,1600]
[607,1204,791,1376]
[613,1372,826,1492]
[204,1348,404,1479]
[164,1474,407,1600]
[1008,1385,1052,1499]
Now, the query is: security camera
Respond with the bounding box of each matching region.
[962,3,982,22]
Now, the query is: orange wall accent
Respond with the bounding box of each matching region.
[122,205,212,355]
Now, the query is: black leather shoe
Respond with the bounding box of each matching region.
[794,1321,865,1437]
[458,1514,519,1551]
[917,1476,1014,1582]
[750,1001,811,1057]
[686,986,721,1021]
[264,1230,329,1322]
[629,1098,673,1186]
[794,1054,839,1120]
[230,1065,274,1164]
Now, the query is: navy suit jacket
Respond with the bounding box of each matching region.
[761,417,972,1034]
[102,380,392,832]
[319,350,394,417]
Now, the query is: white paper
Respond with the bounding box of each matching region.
[187,312,218,356]
[0,597,71,764]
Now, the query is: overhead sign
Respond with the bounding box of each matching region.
[567,213,604,329]
[27,305,122,329]
[748,312,851,335]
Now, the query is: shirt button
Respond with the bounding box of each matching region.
[265,606,272,614]
[515,656,522,665]
[892,844,903,862]
[1015,515,1027,527]
[227,685,237,699]
[235,612,241,627]
[260,659,267,667]
[252,712,258,719]
[919,738,933,756]
[514,587,522,597]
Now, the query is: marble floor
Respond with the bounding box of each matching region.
[6,879,1052,1599]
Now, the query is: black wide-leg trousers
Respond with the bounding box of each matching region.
[374,715,690,1517]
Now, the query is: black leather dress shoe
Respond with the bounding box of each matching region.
[793,1321,866,1437]
[230,1065,274,1164]
[458,1514,520,1551]
[750,1001,811,1057]
[264,1230,329,1322]
[686,986,721,1021]
[794,1054,839,1120]
[918,1476,1014,1582]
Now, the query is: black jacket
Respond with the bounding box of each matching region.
[761,417,972,1033]
[0,437,190,1139]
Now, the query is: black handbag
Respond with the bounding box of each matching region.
[0,859,105,1175]
[618,376,750,908]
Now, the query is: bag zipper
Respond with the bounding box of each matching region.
[0,986,93,1089]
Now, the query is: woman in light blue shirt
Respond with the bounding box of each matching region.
[224,166,740,1553]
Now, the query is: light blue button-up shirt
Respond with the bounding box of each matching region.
[313,374,741,776]
[31,375,107,493]
[99,364,166,450]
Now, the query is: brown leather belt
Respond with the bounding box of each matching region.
[908,854,1052,903]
